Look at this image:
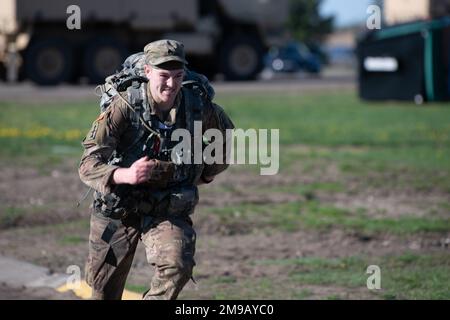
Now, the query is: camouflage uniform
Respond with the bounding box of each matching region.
[79,40,233,300]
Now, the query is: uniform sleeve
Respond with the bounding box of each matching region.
[201,102,235,178]
[78,97,130,194]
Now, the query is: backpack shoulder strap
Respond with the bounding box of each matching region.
[127,80,144,129]
[121,81,153,153]
[182,86,204,134]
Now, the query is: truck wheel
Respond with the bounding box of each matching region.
[83,38,128,84]
[25,38,74,85]
[220,35,264,81]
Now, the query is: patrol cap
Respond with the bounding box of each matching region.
[144,39,188,69]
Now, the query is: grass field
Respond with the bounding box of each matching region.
[1,89,449,299]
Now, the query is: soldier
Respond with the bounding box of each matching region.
[79,39,234,300]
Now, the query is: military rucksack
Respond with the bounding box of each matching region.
[94,51,215,113]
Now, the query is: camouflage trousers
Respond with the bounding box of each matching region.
[85,210,196,300]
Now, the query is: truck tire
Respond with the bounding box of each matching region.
[220,35,264,81]
[83,37,129,84]
[25,38,74,85]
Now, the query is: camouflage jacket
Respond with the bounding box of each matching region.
[79,83,234,196]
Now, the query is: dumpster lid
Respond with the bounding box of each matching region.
[373,17,450,41]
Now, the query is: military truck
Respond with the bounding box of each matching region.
[0,0,289,85]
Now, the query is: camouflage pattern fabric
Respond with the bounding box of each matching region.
[141,216,196,300]
[86,211,140,300]
[79,84,233,194]
[86,210,195,300]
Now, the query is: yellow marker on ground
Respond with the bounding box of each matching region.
[56,281,142,300]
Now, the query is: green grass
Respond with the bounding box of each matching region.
[205,200,450,235]
[175,253,450,299]
[124,283,147,295]
[1,91,449,300]
[0,200,90,230]
[0,101,96,161]
[275,144,450,192]
[2,91,449,236]
[0,206,26,228]
[251,181,345,196]
[280,144,450,173]
[1,91,450,162]
[216,92,450,147]
[256,252,450,299]
[24,218,90,236]
[2,91,448,192]
[285,256,370,288]
[58,235,86,245]
[181,276,287,300]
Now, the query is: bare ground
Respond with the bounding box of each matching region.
[0,283,79,300]
[0,152,449,299]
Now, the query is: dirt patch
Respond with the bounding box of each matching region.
[190,229,448,282]
[1,159,449,263]
[0,147,449,299]
[0,162,88,229]
[211,165,450,220]
[4,155,447,231]
[0,283,79,300]
[126,228,448,299]
[1,211,448,296]
[326,191,450,219]
[0,217,448,299]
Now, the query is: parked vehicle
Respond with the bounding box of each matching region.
[265,41,322,74]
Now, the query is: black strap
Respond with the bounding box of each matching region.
[123,82,152,153]
[101,219,121,244]
[182,87,205,183]
[130,81,143,128]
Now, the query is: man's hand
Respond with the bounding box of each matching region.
[112,156,156,185]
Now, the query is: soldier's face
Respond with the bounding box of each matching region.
[145,65,184,107]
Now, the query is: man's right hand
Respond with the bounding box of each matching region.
[112,156,156,185]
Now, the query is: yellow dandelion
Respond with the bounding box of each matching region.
[0,127,21,138]
[63,129,82,141]
[24,127,53,138]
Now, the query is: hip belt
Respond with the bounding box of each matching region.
[94,185,199,220]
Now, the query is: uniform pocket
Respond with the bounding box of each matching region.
[167,185,199,216]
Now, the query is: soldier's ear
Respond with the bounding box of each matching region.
[144,64,152,78]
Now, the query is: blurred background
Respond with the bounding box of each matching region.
[0,0,449,300]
